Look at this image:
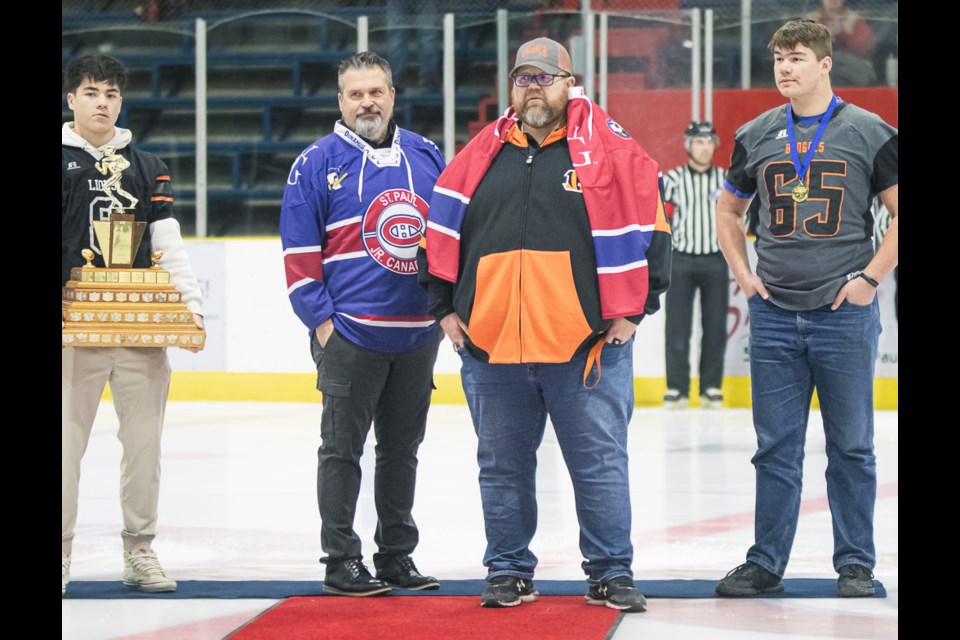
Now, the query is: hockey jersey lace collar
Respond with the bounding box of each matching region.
[334,120,415,201]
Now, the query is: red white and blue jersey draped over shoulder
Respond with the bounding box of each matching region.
[426,88,670,321]
[281,122,445,352]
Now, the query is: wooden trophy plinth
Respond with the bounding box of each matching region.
[62,245,205,349]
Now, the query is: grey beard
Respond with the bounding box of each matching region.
[354,114,385,141]
[519,103,561,129]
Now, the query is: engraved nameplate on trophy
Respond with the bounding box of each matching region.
[92,214,146,269]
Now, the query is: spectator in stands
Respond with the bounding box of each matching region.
[387,0,441,92]
[805,0,877,86]
[134,0,188,22]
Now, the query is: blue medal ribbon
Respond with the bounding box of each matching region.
[786,95,841,201]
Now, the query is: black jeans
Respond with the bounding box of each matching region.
[664,252,729,395]
[311,328,440,568]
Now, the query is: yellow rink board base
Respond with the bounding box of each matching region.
[99,372,898,410]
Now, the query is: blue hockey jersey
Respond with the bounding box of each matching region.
[281,122,445,352]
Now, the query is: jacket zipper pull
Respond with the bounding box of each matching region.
[526,152,534,165]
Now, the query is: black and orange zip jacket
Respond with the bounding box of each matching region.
[418,125,672,364]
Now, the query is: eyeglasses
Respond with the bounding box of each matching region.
[511,73,572,87]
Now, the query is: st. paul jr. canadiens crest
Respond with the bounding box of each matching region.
[362,189,428,275]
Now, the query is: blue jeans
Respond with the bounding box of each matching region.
[459,339,635,584]
[745,296,881,576]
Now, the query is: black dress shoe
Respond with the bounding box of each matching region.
[376,555,440,590]
[323,558,392,596]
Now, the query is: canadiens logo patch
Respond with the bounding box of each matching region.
[562,169,582,193]
[606,119,630,139]
[362,189,428,275]
[327,169,348,191]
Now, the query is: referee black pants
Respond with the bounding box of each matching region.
[664,251,729,396]
[310,328,440,569]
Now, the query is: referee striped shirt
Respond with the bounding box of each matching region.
[872,196,891,248]
[663,164,726,255]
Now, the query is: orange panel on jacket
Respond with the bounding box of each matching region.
[469,250,592,364]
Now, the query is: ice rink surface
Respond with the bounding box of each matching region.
[62,402,898,639]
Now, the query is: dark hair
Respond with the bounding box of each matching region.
[337,51,393,92]
[63,55,129,94]
[768,19,832,61]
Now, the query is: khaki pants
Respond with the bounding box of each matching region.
[61,347,171,556]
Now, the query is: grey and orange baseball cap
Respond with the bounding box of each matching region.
[510,37,571,76]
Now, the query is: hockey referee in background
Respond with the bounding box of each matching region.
[662,121,729,409]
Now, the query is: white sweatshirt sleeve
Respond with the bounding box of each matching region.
[149,218,204,315]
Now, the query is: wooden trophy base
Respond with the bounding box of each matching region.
[62,266,205,349]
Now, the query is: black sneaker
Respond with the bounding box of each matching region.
[480,576,539,608]
[323,558,392,596]
[701,387,723,409]
[663,389,688,409]
[837,564,875,597]
[716,561,784,596]
[585,576,647,612]
[376,555,440,591]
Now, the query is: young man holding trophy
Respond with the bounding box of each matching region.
[61,55,204,596]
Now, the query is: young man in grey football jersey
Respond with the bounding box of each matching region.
[714,19,898,598]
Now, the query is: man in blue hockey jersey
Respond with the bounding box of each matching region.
[280,52,445,596]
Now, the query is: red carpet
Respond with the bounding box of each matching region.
[229,595,621,639]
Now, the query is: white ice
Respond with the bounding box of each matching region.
[62,402,898,640]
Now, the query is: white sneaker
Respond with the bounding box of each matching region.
[701,387,723,409]
[62,555,71,597]
[123,547,177,592]
[663,389,688,410]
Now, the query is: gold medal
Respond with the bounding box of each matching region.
[792,184,808,202]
